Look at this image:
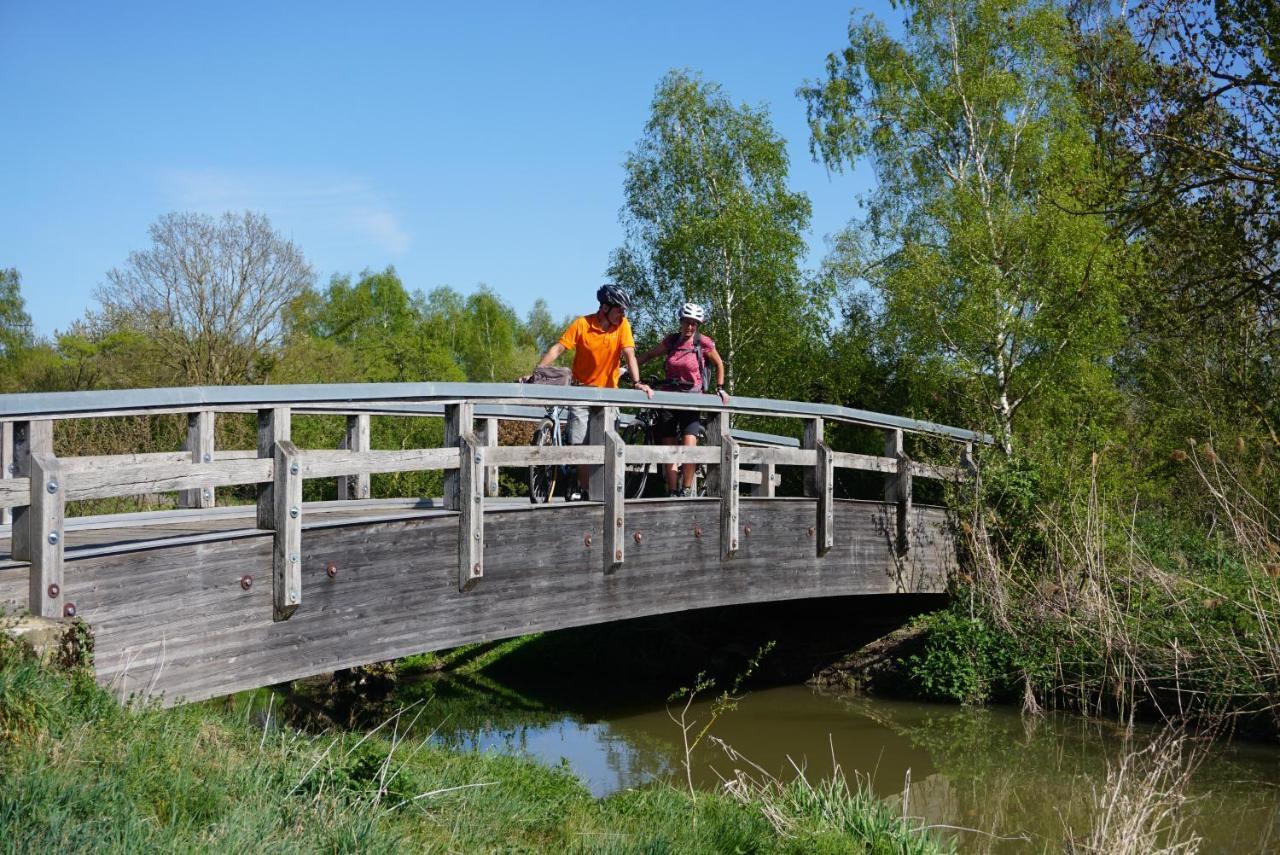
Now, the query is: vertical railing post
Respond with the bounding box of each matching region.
[1,422,12,526]
[12,420,52,562]
[272,440,302,621]
[179,410,215,509]
[705,411,739,559]
[815,440,834,555]
[600,410,625,571]
[27,452,65,618]
[257,408,291,530]
[801,418,823,497]
[884,428,912,556]
[448,404,482,591]
[481,417,500,498]
[443,402,474,509]
[749,462,776,498]
[338,414,371,500]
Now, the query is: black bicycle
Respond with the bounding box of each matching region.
[527,404,652,502]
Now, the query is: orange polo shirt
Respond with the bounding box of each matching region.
[557,314,635,388]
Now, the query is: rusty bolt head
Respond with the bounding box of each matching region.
[744,524,752,536]
[63,602,76,618]
[694,526,702,539]
[326,562,338,578]
[633,531,643,543]
[240,575,253,590]
[584,533,593,547]
[615,549,622,560]
[47,583,60,599]
[807,526,815,537]
[472,563,482,576]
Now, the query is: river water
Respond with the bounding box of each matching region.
[406,676,1279,853]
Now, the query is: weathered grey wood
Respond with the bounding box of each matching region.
[27,452,64,618]
[338,414,372,500]
[457,433,483,591]
[11,420,52,562]
[602,425,626,569]
[302,448,459,479]
[257,408,290,531]
[830,451,897,474]
[272,440,302,621]
[816,441,834,556]
[703,412,738,557]
[623,446,720,465]
[63,459,274,501]
[1,421,11,525]
[802,417,823,497]
[178,411,216,509]
[586,406,614,502]
[482,445,603,467]
[738,446,818,467]
[481,417,499,498]
[443,402,474,509]
[884,429,912,556]
[0,478,31,508]
[748,462,777,497]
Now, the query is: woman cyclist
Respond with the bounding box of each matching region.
[636,302,730,497]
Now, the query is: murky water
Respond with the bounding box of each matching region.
[414,678,1279,853]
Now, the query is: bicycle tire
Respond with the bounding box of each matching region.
[527,420,559,504]
[620,419,649,499]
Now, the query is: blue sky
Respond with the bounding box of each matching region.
[0,1,887,338]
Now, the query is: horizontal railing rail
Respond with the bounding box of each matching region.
[0,383,986,625]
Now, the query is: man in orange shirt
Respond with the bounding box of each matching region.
[530,284,653,499]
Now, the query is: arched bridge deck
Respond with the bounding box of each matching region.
[0,383,986,704]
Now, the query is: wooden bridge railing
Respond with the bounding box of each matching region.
[0,383,987,623]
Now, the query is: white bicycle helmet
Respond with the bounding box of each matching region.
[678,302,706,324]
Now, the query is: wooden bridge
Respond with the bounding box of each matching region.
[0,384,984,704]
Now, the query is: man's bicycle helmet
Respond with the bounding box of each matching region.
[596,284,632,311]
[678,302,706,323]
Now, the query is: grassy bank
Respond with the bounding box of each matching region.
[0,632,947,854]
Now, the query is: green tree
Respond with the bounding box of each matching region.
[802,0,1130,454]
[611,70,820,396]
[0,268,34,366]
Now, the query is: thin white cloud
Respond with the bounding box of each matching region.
[156,168,411,255]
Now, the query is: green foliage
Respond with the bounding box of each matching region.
[611,70,828,398]
[902,608,1034,705]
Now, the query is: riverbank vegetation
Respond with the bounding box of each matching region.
[0,630,950,854]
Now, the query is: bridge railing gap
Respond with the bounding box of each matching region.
[0,383,988,625]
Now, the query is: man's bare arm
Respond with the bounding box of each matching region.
[622,347,654,399]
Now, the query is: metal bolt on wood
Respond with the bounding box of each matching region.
[63,603,76,618]
[203,453,212,463]
[47,583,59,598]
[326,562,338,578]
[616,517,623,527]
[744,525,752,536]
[289,553,298,563]
[633,531,642,543]
[47,479,58,493]
[584,533,592,547]
[240,575,253,590]
[694,527,702,539]
[472,563,482,577]
[288,591,298,604]
[289,463,299,475]
[289,506,299,518]
[47,532,58,545]
[615,549,622,560]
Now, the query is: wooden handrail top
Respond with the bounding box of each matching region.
[0,382,992,444]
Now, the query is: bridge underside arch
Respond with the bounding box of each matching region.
[1,498,954,704]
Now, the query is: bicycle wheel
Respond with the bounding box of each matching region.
[620,419,650,499]
[527,420,559,504]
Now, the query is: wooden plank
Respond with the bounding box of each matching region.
[586,406,613,503]
[63,458,274,501]
[830,451,898,474]
[301,448,459,479]
[909,461,962,481]
[443,402,473,509]
[338,414,372,500]
[1,421,11,525]
[748,462,776,497]
[27,452,65,618]
[603,425,625,570]
[816,441,834,556]
[11,420,52,562]
[257,407,290,531]
[884,429,912,556]
[802,417,823,497]
[179,411,216,508]
[457,433,483,591]
[64,451,190,471]
[738,446,818,467]
[622,446,720,466]
[0,478,31,508]
[273,440,302,621]
[482,445,603,467]
[481,417,499,498]
[704,411,738,558]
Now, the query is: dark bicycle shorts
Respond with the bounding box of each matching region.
[657,409,705,441]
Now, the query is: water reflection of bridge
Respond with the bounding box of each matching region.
[0,383,983,704]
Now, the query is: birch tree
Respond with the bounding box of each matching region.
[611,71,819,396]
[802,0,1129,453]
